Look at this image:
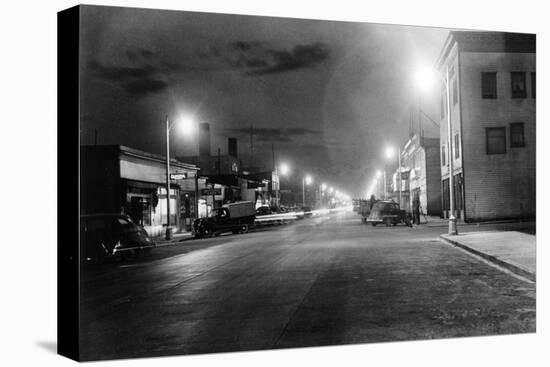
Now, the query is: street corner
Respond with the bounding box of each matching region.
[439,231,536,282]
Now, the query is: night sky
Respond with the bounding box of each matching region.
[79,5,449,197]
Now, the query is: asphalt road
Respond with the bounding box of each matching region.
[80,211,536,361]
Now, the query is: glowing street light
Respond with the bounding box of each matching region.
[321,183,327,191]
[413,66,438,94]
[176,115,195,136]
[280,163,290,176]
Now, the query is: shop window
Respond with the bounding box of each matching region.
[510,122,525,147]
[511,72,527,98]
[481,72,497,99]
[531,72,536,98]
[486,127,506,154]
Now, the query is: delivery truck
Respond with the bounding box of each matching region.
[193,201,256,238]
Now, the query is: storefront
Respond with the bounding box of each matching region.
[80,145,199,237]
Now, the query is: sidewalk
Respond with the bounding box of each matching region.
[440,231,536,282]
[154,231,195,246]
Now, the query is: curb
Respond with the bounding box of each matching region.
[439,235,536,282]
[155,234,195,247]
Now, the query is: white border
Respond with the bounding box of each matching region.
[1,1,547,366]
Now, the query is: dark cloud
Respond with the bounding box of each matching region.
[140,49,154,60]
[221,127,321,143]
[229,41,261,52]
[223,41,330,76]
[247,42,330,75]
[126,50,138,62]
[124,79,167,96]
[88,60,167,97]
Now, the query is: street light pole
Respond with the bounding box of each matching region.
[165,115,173,240]
[302,176,305,207]
[445,65,458,235]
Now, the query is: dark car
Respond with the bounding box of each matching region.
[80,214,155,263]
[256,206,273,216]
[366,201,411,227]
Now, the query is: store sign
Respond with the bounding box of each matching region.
[202,188,221,196]
[170,173,188,180]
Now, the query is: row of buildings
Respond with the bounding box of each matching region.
[384,31,535,222]
[80,125,325,237]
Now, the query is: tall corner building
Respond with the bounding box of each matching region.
[436,31,535,222]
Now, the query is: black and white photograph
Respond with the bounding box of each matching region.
[3,1,548,366]
[56,3,540,362]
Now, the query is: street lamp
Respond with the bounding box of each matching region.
[280,163,290,176]
[164,114,194,240]
[277,163,290,208]
[302,175,313,207]
[414,66,457,235]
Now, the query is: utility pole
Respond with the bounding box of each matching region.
[250,124,254,168]
[165,115,172,240]
[445,64,458,235]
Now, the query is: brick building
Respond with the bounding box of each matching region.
[437,31,535,221]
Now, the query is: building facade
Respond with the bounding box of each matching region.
[437,31,535,221]
[80,145,199,237]
[401,134,442,217]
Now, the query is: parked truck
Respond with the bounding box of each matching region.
[353,198,374,223]
[193,201,256,238]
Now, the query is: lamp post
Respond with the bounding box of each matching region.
[414,65,457,235]
[164,115,194,240]
[443,65,457,235]
[279,163,290,208]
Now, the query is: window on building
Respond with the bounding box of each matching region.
[486,127,506,154]
[531,72,536,98]
[454,133,460,159]
[510,123,525,147]
[511,72,527,98]
[452,78,458,105]
[481,72,497,99]
[441,145,446,166]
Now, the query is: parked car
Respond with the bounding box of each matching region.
[256,206,273,216]
[366,200,412,227]
[193,201,256,238]
[80,214,155,263]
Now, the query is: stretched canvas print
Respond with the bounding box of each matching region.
[58,4,536,362]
